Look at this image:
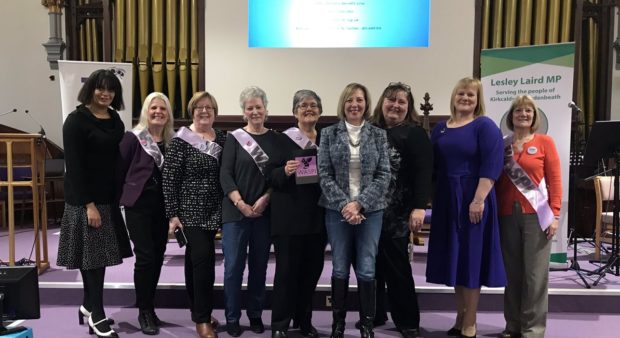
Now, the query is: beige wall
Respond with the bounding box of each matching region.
[0,0,64,146]
[204,0,476,117]
[1,0,475,147]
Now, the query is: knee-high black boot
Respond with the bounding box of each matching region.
[330,277,348,338]
[358,279,376,338]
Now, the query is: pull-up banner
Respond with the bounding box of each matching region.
[58,60,133,130]
[481,43,575,266]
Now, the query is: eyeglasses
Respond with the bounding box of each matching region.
[194,106,215,112]
[298,103,319,110]
[388,82,411,92]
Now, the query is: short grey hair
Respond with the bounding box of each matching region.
[239,86,268,110]
[292,89,322,114]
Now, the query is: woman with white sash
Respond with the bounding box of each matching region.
[270,90,326,338]
[220,86,279,337]
[496,95,562,338]
[118,92,175,335]
[162,91,226,338]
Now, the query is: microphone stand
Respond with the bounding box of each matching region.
[567,102,592,288]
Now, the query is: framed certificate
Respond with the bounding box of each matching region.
[293,148,319,184]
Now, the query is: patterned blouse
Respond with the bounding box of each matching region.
[162,129,227,230]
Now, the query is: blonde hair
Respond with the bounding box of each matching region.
[336,83,371,121]
[134,92,175,144]
[448,77,486,122]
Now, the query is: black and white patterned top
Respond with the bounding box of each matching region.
[382,124,433,238]
[162,129,227,230]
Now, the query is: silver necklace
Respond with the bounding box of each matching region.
[348,134,360,147]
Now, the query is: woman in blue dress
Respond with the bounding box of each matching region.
[425,77,505,338]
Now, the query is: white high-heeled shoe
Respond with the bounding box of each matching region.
[88,315,118,338]
[79,305,114,326]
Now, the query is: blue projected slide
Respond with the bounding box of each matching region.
[248,0,430,48]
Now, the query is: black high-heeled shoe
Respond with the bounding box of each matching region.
[88,316,119,338]
[79,306,115,325]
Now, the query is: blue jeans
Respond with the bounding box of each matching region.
[222,216,271,323]
[325,209,383,281]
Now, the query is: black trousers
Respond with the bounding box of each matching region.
[184,228,217,324]
[375,235,420,330]
[125,188,168,311]
[271,233,326,330]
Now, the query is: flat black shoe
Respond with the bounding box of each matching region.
[460,334,476,338]
[398,328,421,338]
[447,327,461,336]
[272,330,288,338]
[355,318,386,330]
[249,317,265,333]
[500,331,521,338]
[138,310,159,335]
[300,325,319,338]
[226,322,242,337]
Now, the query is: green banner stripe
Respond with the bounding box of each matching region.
[550,252,567,263]
[545,53,575,68]
[480,56,530,76]
[481,43,575,76]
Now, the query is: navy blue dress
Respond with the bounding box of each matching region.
[425,116,506,288]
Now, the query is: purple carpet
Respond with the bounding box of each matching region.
[2,225,620,337]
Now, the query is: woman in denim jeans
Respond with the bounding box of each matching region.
[317,83,390,338]
[219,86,279,337]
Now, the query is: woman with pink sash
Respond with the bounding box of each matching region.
[118,92,175,335]
[163,91,225,338]
[270,90,326,338]
[496,95,562,338]
[219,86,279,337]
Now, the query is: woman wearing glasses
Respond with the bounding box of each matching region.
[496,95,561,338]
[220,86,279,337]
[163,92,226,338]
[318,83,390,338]
[270,90,326,338]
[368,82,433,338]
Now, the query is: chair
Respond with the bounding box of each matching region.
[594,176,616,261]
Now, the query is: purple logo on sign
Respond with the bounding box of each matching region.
[295,155,317,177]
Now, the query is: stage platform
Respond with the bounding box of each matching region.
[3,226,620,337]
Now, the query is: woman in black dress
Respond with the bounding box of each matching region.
[369,82,433,338]
[270,90,326,338]
[57,69,131,338]
[163,91,226,338]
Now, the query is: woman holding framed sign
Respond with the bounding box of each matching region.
[269,89,326,338]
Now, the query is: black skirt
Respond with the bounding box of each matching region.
[57,203,131,270]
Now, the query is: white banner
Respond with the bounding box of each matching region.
[58,60,133,129]
[481,43,575,265]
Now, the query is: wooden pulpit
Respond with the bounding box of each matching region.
[0,133,50,274]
